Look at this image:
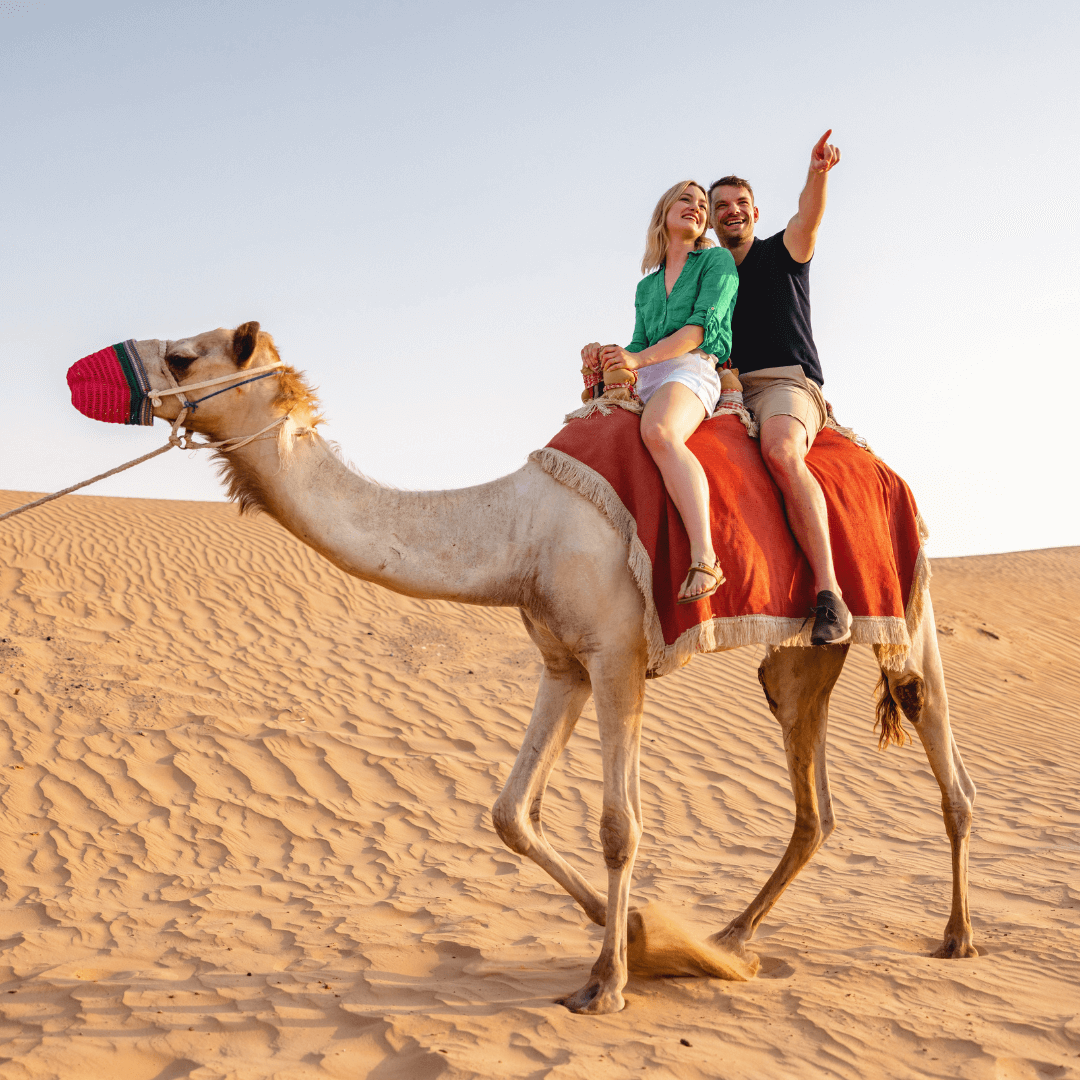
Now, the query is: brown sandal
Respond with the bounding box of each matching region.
[676,560,726,605]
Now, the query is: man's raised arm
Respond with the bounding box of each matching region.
[783,129,841,264]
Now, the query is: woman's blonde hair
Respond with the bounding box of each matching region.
[641,180,714,274]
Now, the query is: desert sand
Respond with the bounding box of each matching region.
[1,486,1078,1080]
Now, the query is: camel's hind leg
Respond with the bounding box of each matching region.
[491,656,606,925]
[710,643,848,957]
[877,597,977,959]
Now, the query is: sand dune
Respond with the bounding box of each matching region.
[1,487,1078,1080]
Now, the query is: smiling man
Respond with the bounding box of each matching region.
[708,130,849,645]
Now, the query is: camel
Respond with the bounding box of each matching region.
[138,322,977,1014]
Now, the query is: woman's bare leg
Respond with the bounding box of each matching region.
[639,381,715,600]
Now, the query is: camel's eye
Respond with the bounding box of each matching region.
[167,354,197,371]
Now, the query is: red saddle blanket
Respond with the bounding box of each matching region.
[530,408,928,678]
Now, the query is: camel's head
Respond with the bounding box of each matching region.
[159,322,264,415]
[67,321,318,437]
[66,322,323,516]
[142,322,321,440]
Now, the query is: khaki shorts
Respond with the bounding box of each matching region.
[740,365,827,442]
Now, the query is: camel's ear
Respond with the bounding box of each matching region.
[232,321,260,368]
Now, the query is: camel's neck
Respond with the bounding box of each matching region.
[229,429,532,606]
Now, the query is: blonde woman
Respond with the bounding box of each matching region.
[582,181,738,603]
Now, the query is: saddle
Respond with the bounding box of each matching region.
[580,362,743,405]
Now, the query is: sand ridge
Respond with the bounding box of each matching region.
[1,488,1078,1079]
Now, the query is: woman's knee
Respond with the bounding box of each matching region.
[641,418,682,454]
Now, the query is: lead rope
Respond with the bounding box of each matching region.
[1,363,296,524]
[0,440,184,523]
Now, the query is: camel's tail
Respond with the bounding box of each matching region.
[874,670,913,750]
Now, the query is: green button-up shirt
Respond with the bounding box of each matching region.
[627,246,738,364]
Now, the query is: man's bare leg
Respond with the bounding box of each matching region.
[759,414,849,642]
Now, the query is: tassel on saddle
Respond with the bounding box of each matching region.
[580,364,639,405]
[717,365,743,409]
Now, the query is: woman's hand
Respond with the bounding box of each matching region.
[600,345,638,371]
[581,342,602,370]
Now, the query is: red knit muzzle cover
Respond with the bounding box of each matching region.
[67,340,154,426]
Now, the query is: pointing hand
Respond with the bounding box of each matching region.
[810,129,841,173]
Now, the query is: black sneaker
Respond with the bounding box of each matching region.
[810,590,852,645]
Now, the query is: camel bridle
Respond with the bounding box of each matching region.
[1,359,308,524]
[153,358,291,452]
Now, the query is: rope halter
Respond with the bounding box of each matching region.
[148,360,286,410]
[152,359,297,453]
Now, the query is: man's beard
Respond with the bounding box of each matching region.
[716,218,752,248]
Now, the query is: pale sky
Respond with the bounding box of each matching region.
[2,0,1077,558]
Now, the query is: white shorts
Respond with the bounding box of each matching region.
[634,351,722,415]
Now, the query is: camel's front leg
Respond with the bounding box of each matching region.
[879,600,977,959]
[711,644,848,957]
[492,660,607,925]
[562,658,645,1015]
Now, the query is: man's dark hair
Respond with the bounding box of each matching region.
[707,175,755,204]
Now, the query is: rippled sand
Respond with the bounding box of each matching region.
[1,488,1078,1079]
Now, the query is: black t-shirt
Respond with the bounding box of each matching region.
[732,231,824,387]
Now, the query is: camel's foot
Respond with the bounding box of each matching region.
[706,923,760,971]
[631,905,758,981]
[932,928,978,959]
[560,979,626,1014]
